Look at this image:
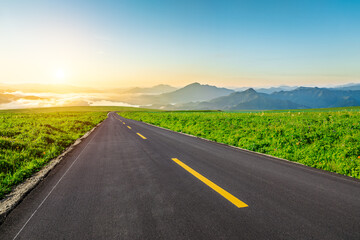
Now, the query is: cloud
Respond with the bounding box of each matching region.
[62,99,90,107]
[0,93,15,104]
[0,92,91,109]
[18,95,47,100]
[90,100,138,107]
[0,90,140,110]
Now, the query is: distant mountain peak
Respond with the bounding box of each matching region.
[153,84,172,87]
[245,88,256,93]
[153,82,234,104]
[187,82,201,87]
[122,84,177,94]
[230,88,257,96]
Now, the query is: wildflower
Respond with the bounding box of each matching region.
[43,152,46,155]
[358,156,360,159]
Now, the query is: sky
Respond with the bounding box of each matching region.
[1,0,360,88]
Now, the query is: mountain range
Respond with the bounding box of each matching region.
[233,86,298,94]
[137,83,360,110]
[174,88,305,110]
[153,83,234,103]
[272,87,360,108]
[124,82,234,105]
[2,82,360,110]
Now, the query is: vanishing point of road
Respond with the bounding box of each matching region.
[1,112,359,239]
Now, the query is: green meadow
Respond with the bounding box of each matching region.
[119,107,360,179]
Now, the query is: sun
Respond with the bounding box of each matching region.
[56,69,65,79]
[53,68,66,84]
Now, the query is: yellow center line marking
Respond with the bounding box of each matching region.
[136,133,147,139]
[127,126,132,129]
[171,158,248,208]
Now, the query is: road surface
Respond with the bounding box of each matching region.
[1,112,359,239]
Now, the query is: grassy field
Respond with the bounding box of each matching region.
[0,106,154,199]
[119,107,360,179]
[226,106,360,113]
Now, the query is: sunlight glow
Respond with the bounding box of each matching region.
[55,69,65,80]
[52,68,67,84]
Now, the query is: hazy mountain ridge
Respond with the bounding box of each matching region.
[175,88,305,110]
[160,84,360,110]
[158,82,234,103]
[330,83,360,91]
[233,86,298,94]
[131,82,234,105]
[272,87,360,108]
[1,81,360,110]
[120,84,177,94]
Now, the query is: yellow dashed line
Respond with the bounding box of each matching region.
[136,133,147,139]
[171,158,248,208]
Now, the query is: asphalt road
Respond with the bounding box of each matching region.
[1,112,359,239]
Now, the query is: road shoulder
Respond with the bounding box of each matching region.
[0,121,104,224]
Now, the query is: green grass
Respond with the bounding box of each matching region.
[0,106,156,199]
[226,106,360,113]
[119,107,360,179]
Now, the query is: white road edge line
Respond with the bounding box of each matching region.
[13,120,104,240]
